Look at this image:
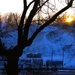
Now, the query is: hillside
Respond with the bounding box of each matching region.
[0,23,75,68]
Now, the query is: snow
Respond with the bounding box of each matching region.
[0,23,75,68]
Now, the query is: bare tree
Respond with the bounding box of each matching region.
[5,13,14,25]
[13,13,21,25]
[5,13,21,25]
[0,0,74,75]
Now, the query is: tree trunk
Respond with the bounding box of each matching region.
[4,57,19,75]
[4,45,26,75]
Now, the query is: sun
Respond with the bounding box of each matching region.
[66,17,73,22]
[65,16,75,23]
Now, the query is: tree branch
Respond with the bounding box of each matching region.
[18,0,35,44]
[37,0,49,10]
[28,0,74,44]
[27,0,34,9]
[23,0,40,41]
[24,0,27,10]
[18,0,27,44]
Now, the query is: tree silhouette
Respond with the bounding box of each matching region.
[5,13,21,25]
[0,0,74,75]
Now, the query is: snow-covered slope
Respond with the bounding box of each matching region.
[1,24,75,68]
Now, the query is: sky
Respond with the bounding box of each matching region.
[0,0,23,14]
[0,0,75,16]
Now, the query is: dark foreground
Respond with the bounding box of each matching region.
[19,70,75,75]
[0,69,75,75]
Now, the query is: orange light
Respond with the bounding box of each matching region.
[65,16,75,23]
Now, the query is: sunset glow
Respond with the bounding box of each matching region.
[65,16,75,23]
